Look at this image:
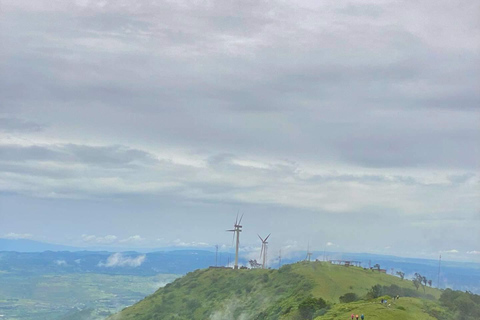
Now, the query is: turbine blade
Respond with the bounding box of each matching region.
[260,245,264,260]
[226,229,235,232]
[265,233,271,241]
[258,234,263,242]
[235,211,239,225]
[238,213,244,225]
[232,231,235,246]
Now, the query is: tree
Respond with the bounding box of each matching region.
[373,264,380,271]
[413,273,425,292]
[367,284,383,299]
[413,278,421,291]
[396,271,405,280]
[427,279,432,287]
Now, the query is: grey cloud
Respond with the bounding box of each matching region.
[0,145,63,162]
[447,173,476,184]
[0,117,44,133]
[0,144,157,167]
[338,4,384,18]
[63,144,157,166]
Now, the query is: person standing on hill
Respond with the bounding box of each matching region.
[356,315,359,320]
[361,314,364,320]
[351,314,354,320]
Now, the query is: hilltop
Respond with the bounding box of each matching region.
[109,261,455,320]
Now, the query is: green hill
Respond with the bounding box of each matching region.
[109,261,452,320]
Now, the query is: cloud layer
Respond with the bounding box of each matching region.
[0,0,478,261]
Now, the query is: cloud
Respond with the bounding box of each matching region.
[81,234,118,244]
[119,235,146,244]
[0,117,44,133]
[326,242,334,247]
[54,260,67,266]
[442,249,459,254]
[467,251,480,255]
[1,141,477,217]
[98,253,146,268]
[171,239,210,247]
[3,233,33,239]
[0,0,479,261]
[0,144,157,167]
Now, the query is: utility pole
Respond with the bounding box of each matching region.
[215,245,218,266]
[437,255,442,288]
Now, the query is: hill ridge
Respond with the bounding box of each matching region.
[110,261,445,320]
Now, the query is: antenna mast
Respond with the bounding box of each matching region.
[305,241,312,262]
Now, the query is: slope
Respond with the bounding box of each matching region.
[314,296,449,320]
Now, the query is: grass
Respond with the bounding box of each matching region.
[314,296,445,320]
[293,262,441,301]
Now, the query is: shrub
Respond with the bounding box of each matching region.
[339,292,358,303]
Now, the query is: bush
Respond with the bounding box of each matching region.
[339,292,358,303]
[298,296,327,320]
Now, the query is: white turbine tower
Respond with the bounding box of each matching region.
[227,213,243,270]
[258,233,271,269]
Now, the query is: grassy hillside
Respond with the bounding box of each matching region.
[314,296,447,320]
[292,261,440,301]
[109,261,446,320]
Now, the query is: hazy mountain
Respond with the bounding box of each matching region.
[0,238,80,252]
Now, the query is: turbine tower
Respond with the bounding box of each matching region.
[227,213,243,270]
[258,233,271,269]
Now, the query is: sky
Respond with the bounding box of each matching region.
[0,0,479,263]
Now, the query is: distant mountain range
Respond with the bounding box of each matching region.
[1,238,479,293]
[0,238,209,253]
[0,238,80,252]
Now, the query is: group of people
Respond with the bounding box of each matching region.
[351,314,364,320]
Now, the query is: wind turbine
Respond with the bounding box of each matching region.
[226,213,243,270]
[258,233,271,269]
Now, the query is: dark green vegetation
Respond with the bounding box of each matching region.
[438,289,480,320]
[0,273,179,319]
[110,261,479,320]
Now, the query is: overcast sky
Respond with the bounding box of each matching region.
[0,0,479,262]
